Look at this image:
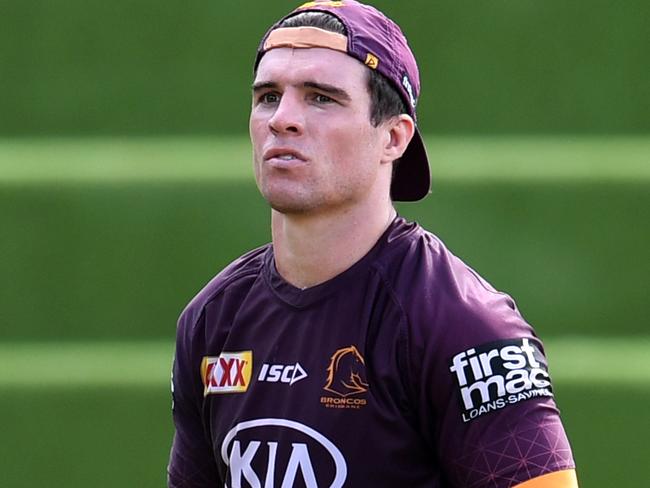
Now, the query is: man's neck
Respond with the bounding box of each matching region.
[271,200,396,289]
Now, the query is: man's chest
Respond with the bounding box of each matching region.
[198,294,437,487]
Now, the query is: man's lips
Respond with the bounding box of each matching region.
[263,147,308,166]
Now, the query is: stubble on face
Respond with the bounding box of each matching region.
[249,48,386,217]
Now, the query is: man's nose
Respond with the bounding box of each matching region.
[268,93,305,135]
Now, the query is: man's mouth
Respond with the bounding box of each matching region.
[263,147,308,165]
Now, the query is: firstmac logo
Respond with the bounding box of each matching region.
[449,338,553,422]
[202,351,252,395]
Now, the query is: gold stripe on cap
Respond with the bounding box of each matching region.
[298,1,345,9]
[264,27,348,53]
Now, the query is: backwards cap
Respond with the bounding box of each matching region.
[254,0,430,202]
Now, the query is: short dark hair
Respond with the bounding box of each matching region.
[277,12,407,127]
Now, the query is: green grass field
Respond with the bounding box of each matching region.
[1,136,648,487]
[2,136,648,340]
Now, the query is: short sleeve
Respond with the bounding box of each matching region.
[406,272,575,487]
[167,310,220,487]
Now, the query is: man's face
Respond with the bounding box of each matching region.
[250,47,389,215]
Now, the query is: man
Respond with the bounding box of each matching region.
[168,1,578,487]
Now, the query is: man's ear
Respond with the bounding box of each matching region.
[380,114,415,165]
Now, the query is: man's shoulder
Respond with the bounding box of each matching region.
[378,218,526,340]
[379,218,492,299]
[178,244,270,328]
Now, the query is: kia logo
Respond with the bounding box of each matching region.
[221,418,347,488]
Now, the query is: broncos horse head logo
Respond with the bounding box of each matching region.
[323,345,369,397]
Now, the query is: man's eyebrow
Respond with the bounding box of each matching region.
[252,81,278,92]
[303,82,351,101]
[251,80,351,101]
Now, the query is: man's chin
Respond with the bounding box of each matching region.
[263,191,328,216]
[268,199,316,216]
[263,190,358,217]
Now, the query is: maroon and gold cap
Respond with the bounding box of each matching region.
[254,0,431,202]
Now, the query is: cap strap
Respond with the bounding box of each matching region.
[264,27,347,53]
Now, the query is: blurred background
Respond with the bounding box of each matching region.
[1,0,648,486]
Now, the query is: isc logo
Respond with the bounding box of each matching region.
[202,351,253,395]
[258,363,308,386]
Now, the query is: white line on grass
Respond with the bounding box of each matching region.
[1,136,649,184]
[0,337,648,388]
[544,337,650,385]
[0,341,174,388]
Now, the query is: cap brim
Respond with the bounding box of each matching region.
[390,128,431,202]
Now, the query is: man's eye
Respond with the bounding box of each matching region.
[314,94,334,104]
[259,93,280,104]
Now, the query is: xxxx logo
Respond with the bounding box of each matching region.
[321,345,369,409]
[202,351,252,395]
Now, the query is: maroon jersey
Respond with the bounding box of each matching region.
[168,217,574,487]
